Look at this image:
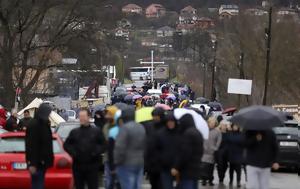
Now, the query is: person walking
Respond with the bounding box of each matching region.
[6,109,18,131]
[25,103,54,189]
[19,109,32,131]
[201,116,222,186]
[107,110,122,189]
[94,110,106,130]
[64,108,106,189]
[144,107,166,189]
[227,124,244,188]
[114,107,146,189]
[172,114,204,189]
[244,130,279,189]
[157,112,180,189]
[216,120,230,185]
[103,105,119,189]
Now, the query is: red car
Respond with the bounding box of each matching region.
[0,132,73,189]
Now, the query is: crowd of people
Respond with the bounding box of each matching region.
[61,102,278,189]
[0,83,280,189]
[0,108,32,131]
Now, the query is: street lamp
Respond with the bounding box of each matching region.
[122,55,127,84]
[211,38,217,101]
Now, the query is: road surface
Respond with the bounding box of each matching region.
[99,171,299,189]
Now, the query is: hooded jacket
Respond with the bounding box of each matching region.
[114,107,146,167]
[175,114,204,179]
[25,103,54,169]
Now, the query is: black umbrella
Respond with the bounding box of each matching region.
[196,97,209,104]
[114,103,128,110]
[230,105,286,130]
[208,101,223,111]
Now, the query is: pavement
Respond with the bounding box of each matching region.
[98,170,299,189]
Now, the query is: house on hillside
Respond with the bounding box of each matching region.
[122,4,143,14]
[180,5,197,15]
[196,17,215,29]
[219,4,239,19]
[157,26,175,37]
[115,28,129,40]
[145,4,166,18]
[179,12,199,24]
[245,8,268,16]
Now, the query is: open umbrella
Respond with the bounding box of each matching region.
[136,107,154,123]
[142,95,151,100]
[174,108,209,139]
[93,104,106,112]
[195,97,209,104]
[124,94,134,102]
[166,94,176,101]
[155,103,171,110]
[133,94,142,100]
[208,101,223,111]
[114,103,128,110]
[230,105,286,130]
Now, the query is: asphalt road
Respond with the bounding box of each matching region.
[99,171,299,189]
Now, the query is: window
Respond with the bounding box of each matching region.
[0,137,62,154]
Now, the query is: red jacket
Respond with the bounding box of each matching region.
[0,108,7,128]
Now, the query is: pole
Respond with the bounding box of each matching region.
[202,63,206,97]
[238,52,244,109]
[151,50,154,84]
[211,41,217,101]
[262,7,272,105]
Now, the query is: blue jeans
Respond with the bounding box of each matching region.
[104,162,112,189]
[160,171,174,189]
[31,168,46,189]
[177,179,198,189]
[116,165,143,189]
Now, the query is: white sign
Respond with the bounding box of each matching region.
[227,78,252,95]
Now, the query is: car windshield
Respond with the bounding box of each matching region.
[57,124,80,140]
[67,111,75,117]
[273,122,299,136]
[0,137,62,153]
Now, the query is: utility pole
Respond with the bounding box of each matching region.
[262,6,272,105]
[237,52,244,109]
[140,50,164,88]
[211,40,217,101]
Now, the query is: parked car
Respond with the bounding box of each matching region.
[66,110,77,121]
[0,132,73,189]
[0,128,7,134]
[55,122,80,142]
[273,120,299,170]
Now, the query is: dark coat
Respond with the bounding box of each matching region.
[157,127,180,171]
[244,130,279,168]
[64,125,106,170]
[175,114,204,179]
[143,120,163,173]
[227,131,244,164]
[18,117,32,131]
[6,116,18,131]
[25,104,54,169]
[216,132,230,163]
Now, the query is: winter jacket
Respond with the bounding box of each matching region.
[245,130,278,168]
[64,125,106,170]
[202,128,222,164]
[18,117,32,131]
[157,127,180,171]
[227,131,244,164]
[216,132,230,163]
[6,116,18,132]
[144,120,165,173]
[25,104,54,169]
[114,107,146,167]
[175,114,204,179]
